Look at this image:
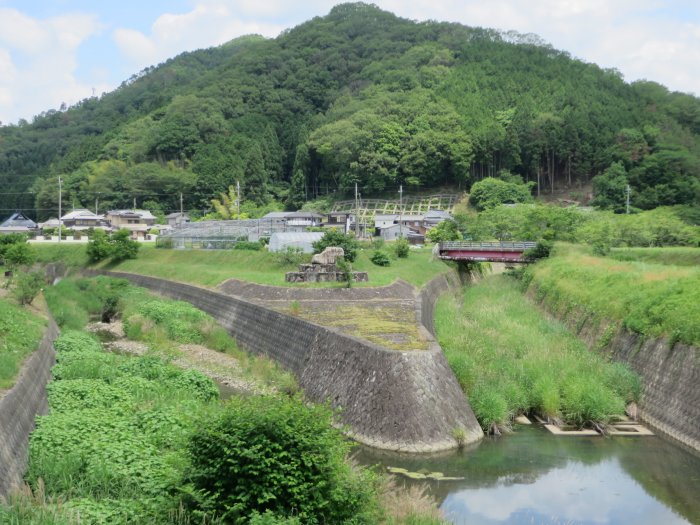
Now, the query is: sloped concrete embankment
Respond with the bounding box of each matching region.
[100,271,483,452]
[0,318,59,499]
[531,289,700,452]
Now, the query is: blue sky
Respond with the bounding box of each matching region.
[1,0,699,124]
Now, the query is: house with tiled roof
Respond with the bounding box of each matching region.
[0,212,38,234]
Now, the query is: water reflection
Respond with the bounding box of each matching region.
[355,425,700,525]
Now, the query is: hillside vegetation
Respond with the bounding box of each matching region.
[524,244,700,346]
[1,3,699,220]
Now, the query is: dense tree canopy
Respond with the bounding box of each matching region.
[1,2,699,220]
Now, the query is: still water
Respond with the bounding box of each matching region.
[357,425,700,525]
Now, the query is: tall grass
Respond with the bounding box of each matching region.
[0,298,46,389]
[610,246,700,266]
[434,275,638,431]
[526,243,700,346]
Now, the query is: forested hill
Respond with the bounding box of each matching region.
[1,2,699,220]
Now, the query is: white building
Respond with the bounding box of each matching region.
[268,232,324,253]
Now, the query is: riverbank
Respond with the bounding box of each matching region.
[524,244,700,450]
[435,274,639,432]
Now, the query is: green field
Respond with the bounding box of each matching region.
[435,274,639,432]
[34,243,451,289]
[0,298,46,390]
[610,246,700,266]
[526,244,700,346]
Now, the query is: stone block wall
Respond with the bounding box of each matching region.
[101,271,483,452]
[417,270,463,337]
[608,331,700,451]
[0,318,59,500]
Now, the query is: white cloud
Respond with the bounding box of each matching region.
[0,8,104,124]
[112,2,286,72]
[372,0,700,95]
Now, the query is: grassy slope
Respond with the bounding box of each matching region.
[435,274,638,430]
[610,247,700,267]
[0,297,47,389]
[527,244,700,346]
[34,243,451,289]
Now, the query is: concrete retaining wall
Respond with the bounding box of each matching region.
[0,318,59,499]
[100,271,483,452]
[530,287,700,452]
[417,270,463,337]
[606,330,699,451]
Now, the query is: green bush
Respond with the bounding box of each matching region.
[185,396,379,524]
[274,246,307,266]
[12,270,44,305]
[86,229,112,262]
[234,241,263,251]
[111,229,140,261]
[469,177,534,211]
[393,237,410,258]
[4,241,36,269]
[426,220,461,243]
[370,250,391,266]
[313,230,359,262]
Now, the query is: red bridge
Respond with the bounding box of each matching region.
[438,241,537,263]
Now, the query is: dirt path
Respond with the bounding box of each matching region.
[87,320,268,395]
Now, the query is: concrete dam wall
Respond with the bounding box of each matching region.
[0,318,58,500]
[101,271,483,452]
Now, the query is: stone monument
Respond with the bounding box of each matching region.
[285,246,369,283]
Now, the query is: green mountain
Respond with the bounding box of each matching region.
[1,2,699,220]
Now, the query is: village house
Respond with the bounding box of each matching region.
[105,209,157,239]
[60,209,108,231]
[0,212,37,235]
[166,212,191,228]
[378,223,425,244]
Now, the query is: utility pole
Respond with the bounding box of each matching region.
[58,176,62,243]
[95,193,99,215]
[180,192,184,217]
[236,180,241,220]
[354,182,359,237]
[625,184,631,214]
[399,184,403,239]
[133,197,137,210]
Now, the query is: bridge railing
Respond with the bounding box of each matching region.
[439,241,537,252]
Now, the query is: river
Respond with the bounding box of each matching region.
[357,424,700,525]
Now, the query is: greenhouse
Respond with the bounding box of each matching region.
[268,232,324,253]
[156,218,291,249]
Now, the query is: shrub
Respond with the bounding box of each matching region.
[234,241,263,251]
[393,237,410,258]
[12,271,44,305]
[313,230,359,262]
[4,241,36,269]
[185,396,378,524]
[86,229,112,262]
[370,251,391,266]
[426,220,461,243]
[523,240,553,260]
[274,246,306,266]
[110,229,140,261]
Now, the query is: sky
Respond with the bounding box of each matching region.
[1,0,699,125]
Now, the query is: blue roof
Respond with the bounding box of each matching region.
[0,212,37,229]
